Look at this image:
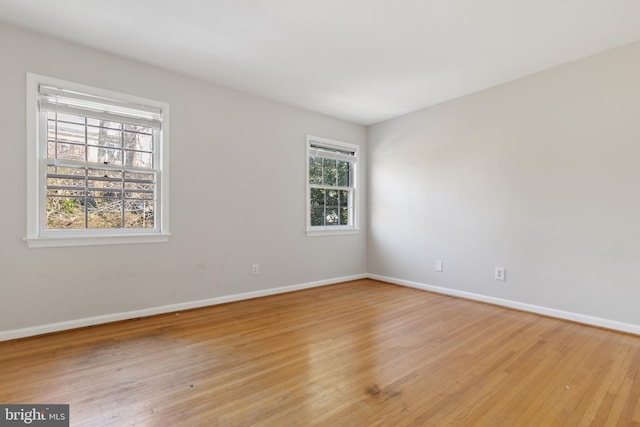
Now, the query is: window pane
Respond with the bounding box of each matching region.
[311,207,325,226]
[326,208,339,225]
[47,174,86,192]
[124,150,153,168]
[55,121,85,144]
[48,165,86,178]
[125,200,154,228]
[124,131,153,152]
[88,179,123,195]
[88,168,122,178]
[309,156,323,184]
[46,166,86,191]
[323,159,337,186]
[46,197,85,229]
[125,172,155,199]
[87,146,123,165]
[53,142,86,162]
[339,190,349,206]
[340,207,349,225]
[338,161,350,186]
[86,125,99,146]
[87,199,123,228]
[326,189,338,206]
[310,188,325,206]
[125,176,154,197]
[87,126,122,148]
[88,169,123,192]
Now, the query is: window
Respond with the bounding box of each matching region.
[306,135,358,235]
[25,73,170,248]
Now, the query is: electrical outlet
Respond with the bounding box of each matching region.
[435,260,443,272]
[252,264,259,275]
[495,267,506,281]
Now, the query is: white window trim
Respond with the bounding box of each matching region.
[24,73,171,248]
[306,135,359,236]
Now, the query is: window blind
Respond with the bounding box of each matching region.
[39,85,162,129]
[309,142,356,162]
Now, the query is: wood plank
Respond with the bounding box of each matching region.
[1,279,639,426]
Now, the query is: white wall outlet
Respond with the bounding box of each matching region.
[495,267,506,281]
[252,264,259,275]
[435,260,443,272]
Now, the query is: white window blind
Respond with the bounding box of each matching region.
[39,85,162,129]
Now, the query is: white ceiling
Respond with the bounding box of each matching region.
[1,0,640,125]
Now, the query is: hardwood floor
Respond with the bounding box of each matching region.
[1,279,639,426]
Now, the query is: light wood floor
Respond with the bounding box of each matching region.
[1,279,640,426]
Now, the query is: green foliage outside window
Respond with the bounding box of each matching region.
[309,155,352,226]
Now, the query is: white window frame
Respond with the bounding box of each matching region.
[306,135,359,236]
[24,73,170,248]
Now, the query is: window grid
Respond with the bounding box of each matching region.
[45,111,157,230]
[309,157,352,226]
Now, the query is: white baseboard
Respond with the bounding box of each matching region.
[368,274,640,336]
[0,274,367,342]
[4,273,638,341]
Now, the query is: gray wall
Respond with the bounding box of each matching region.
[0,23,367,335]
[368,41,640,326]
[3,20,639,337]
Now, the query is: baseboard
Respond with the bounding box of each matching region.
[0,273,368,342]
[368,274,640,336]
[5,273,637,341]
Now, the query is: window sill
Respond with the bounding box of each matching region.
[24,233,171,248]
[306,228,359,237]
